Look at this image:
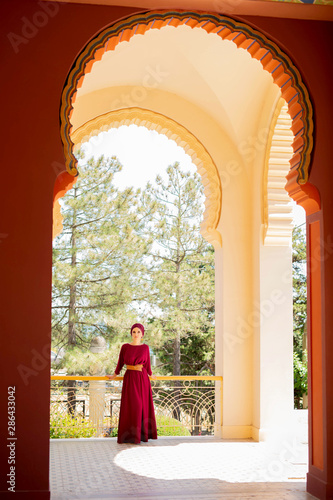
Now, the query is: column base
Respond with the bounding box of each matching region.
[307,472,333,500]
[221,425,258,440]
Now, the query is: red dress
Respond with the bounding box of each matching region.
[115,343,158,444]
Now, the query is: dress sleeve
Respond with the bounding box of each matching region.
[145,345,152,376]
[114,345,125,375]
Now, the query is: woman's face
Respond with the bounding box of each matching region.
[131,327,143,342]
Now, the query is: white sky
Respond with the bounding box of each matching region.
[80,124,306,228]
[81,124,196,190]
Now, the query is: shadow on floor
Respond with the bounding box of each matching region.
[50,436,314,500]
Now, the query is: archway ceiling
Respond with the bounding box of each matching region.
[72,24,279,148]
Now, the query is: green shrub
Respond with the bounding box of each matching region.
[293,350,308,408]
[156,415,191,436]
[103,415,190,437]
[50,412,96,439]
[50,413,190,438]
[108,427,118,437]
[102,417,118,437]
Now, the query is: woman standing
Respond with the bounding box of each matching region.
[107,323,158,444]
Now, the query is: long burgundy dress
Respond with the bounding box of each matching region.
[115,343,158,444]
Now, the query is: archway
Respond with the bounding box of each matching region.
[55,107,222,248]
[59,10,317,207]
[56,9,322,496]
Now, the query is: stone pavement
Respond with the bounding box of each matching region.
[50,436,316,500]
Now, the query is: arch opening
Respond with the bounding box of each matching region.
[69,108,222,248]
[59,10,318,215]
[52,124,217,428]
[56,8,318,453]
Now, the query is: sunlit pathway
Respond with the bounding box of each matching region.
[50,436,315,500]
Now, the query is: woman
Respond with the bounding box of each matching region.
[107,323,158,444]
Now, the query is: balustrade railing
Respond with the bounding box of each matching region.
[50,375,223,438]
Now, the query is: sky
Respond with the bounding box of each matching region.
[81,124,196,190]
[81,124,306,228]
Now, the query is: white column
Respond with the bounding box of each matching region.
[89,336,107,436]
[257,244,294,441]
[215,225,254,439]
[214,248,223,438]
[89,380,106,436]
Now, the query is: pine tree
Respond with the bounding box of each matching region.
[144,163,215,376]
[52,153,154,351]
[292,224,307,408]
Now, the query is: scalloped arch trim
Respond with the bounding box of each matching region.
[61,11,313,183]
[60,10,316,230]
[71,107,222,248]
[263,98,294,246]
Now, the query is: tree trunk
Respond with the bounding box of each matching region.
[68,282,76,344]
[67,379,77,417]
[173,224,181,377]
[172,233,182,419]
[68,187,77,345]
[173,334,181,376]
[172,334,181,421]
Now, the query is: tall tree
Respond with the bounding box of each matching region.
[292,224,307,408]
[52,153,154,350]
[144,163,215,376]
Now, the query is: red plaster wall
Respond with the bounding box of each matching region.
[0,2,332,498]
[308,219,324,470]
[0,2,142,498]
[239,17,333,498]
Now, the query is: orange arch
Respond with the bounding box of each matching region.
[59,10,319,212]
[71,107,223,248]
[53,171,77,239]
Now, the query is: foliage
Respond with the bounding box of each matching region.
[292,224,308,408]
[156,415,191,436]
[50,412,95,439]
[103,415,191,437]
[144,163,215,375]
[55,345,122,376]
[102,416,119,437]
[293,350,308,396]
[106,427,118,438]
[293,226,307,346]
[52,151,155,350]
[52,155,215,378]
[157,325,215,376]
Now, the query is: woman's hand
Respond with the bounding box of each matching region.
[106,374,117,380]
[149,375,157,380]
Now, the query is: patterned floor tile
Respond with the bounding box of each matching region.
[50,437,314,500]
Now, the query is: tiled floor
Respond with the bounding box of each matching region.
[50,436,316,500]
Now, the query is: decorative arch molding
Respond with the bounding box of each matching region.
[262,98,295,246]
[53,171,77,239]
[71,107,222,248]
[60,10,316,209]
